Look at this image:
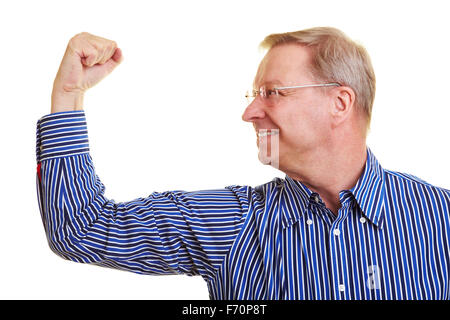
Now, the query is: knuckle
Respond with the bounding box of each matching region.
[72,32,88,40]
[105,44,114,53]
[69,35,78,45]
[90,42,101,53]
[69,32,89,47]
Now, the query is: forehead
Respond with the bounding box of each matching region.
[253,43,314,87]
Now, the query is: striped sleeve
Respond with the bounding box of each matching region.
[35,111,250,280]
[36,110,89,163]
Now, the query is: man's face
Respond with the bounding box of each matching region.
[242,43,335,173]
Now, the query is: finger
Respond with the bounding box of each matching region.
[102,41,117,64]
[102,48,123,72]
[74,34,118,67]
[70,33,100,65]
[81,45,99,67]
[89,41,107,65]
[94,40,115,65]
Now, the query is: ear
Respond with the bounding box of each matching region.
[330,85,356,127]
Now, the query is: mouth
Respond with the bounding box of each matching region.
[257,129,279,137]
[256,129,280,169]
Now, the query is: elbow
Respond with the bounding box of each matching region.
[46,234,75,262]
[46,233,93,264]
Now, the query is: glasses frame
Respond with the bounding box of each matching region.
[246,82,341,102]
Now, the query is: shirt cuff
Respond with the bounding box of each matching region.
[36,110,90,163]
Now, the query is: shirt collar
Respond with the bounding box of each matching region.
[281,146,386,229]
[282,175,314,229]
[348,146,386,228]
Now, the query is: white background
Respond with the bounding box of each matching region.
[1,0,449,299]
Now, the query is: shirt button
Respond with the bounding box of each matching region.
[360,217,367,224]
[314,196,320,203]
[339,284,345,292]
[333,229,340,236]
[306,219,313,225]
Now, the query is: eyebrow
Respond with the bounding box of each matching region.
[253,80,284,89]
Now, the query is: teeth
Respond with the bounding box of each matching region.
[258,131,279,137]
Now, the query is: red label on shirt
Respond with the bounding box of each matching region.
[37,162,41,182]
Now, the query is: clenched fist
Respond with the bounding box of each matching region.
[51,32,123,113]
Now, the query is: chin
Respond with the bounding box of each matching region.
[256,133,281,169]
[257,148,280,169]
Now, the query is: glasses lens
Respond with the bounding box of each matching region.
[245,89,256,104]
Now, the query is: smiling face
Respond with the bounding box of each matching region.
[242,43,336,173]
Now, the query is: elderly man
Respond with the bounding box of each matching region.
[36,27,450,300]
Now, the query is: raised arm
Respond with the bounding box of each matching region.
[36,33,251,281]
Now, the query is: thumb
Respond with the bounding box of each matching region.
[111,47,123,63]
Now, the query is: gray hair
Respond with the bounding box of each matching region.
[260,27,376,130]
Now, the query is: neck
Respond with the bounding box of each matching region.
[283,140,367,216]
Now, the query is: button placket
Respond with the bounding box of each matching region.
[329,204,350,299]
[300,209,321,298]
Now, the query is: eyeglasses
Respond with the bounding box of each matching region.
[245,82,341,104]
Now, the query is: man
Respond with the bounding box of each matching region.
[36,28,450,299]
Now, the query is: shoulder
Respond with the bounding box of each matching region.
[226,177,285,205]
[254,177,285,195]
[384,169,450,205]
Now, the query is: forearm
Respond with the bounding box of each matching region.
[51,86,84,113]
[35,112,133,267]
[36,111,96,260]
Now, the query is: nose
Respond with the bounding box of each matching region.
[241,98,266,123]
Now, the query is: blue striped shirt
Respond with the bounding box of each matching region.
[36,110,450,299]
